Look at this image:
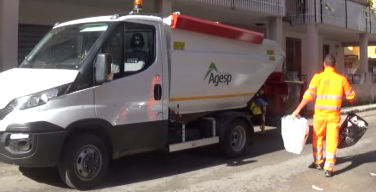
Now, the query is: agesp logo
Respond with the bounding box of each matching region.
[203,62,232,86]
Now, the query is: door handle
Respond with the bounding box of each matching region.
[154,84,162,100]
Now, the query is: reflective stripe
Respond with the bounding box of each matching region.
[315,105,341,110]
[314,155,323,161]
[326,153,336,159]
[315,160,324,164]
[309,86,317,91]
[305,90,315,97]
[345,89,353,96]
[316,95,342,99]
[313,147,323,152]
[324,162,335,167]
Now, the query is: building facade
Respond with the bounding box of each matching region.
[1,0,376,109]
[0,0,285,70]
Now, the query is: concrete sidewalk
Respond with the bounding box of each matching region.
[258,104,376,132]
[301,104,376,125]
[341,104,376,114]
[303,103,376,117]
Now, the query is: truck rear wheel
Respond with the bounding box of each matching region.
[220,119,250,158]
[58,133,109,190]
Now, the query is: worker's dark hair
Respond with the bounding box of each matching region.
[324,54,336,67]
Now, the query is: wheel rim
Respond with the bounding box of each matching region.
[74,145,103,181]
[231,126,246,152]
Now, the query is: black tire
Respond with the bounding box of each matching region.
[219,119,251,158]
[58,133,109,190]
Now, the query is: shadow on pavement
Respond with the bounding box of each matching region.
[100,126,314,189]
[335,150,376,176]
[19,126,298,189]
[19,166,68,188]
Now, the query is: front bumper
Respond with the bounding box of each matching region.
[0,121,67,167]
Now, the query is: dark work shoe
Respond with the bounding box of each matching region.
[325,170,333,177]
[308,163,323,170]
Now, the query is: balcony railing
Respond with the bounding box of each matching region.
[285,74,307,83]
[183,0,286,16]
[372,73,376,83]
[367,9,376,34]
[370,18,376,33]
[346,74,360,84]
[347,0,367,31]
[285,0,368,32]
[346,74,364,84]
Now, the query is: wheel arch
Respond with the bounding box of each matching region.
[61,119,117,159]
[214,111,255,145]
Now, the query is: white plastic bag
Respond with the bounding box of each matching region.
[281,115,310,154]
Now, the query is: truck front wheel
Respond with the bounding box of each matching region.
[220,119,250,158]
[58,133,109,190]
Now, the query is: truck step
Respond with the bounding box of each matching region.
[169,137,219,152]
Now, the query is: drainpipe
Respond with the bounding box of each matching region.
[367,6,369,33]
[370,7,372,33]
[345,0,348,28]
[320,0,323,23]
[314,0,317,23]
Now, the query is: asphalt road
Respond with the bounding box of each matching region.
[1,110,376,192]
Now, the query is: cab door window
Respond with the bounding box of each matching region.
[101,24,124,80]
[124,23,156,74]
[101,22,156,80]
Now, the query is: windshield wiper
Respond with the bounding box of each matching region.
[78,54,87,60]
[24,57,31,64]
[30,61,59,69]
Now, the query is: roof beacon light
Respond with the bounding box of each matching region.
[134,0,143,13]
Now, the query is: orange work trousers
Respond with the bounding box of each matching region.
[312,114,341,172]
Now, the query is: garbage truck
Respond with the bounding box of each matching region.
[0,3,285,190]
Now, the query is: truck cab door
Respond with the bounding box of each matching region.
[94,21,168,155]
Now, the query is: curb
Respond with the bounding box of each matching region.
[266,104,376,127]
[340,104,376,115]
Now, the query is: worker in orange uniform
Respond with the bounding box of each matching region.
[292,54,356,177]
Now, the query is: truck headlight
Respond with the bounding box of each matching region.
[12,86,67,110]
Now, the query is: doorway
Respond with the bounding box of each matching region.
[286,37,302,81]
[323,44,330,70]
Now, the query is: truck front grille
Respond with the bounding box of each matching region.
[0,105,14,120]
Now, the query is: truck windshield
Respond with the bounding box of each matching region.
[19,22,111,70]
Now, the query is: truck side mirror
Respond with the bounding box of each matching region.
[95,53,112,84]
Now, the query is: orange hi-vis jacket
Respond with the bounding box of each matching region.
[303,67,356,116]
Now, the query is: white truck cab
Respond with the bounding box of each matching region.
[0,1,285,190]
